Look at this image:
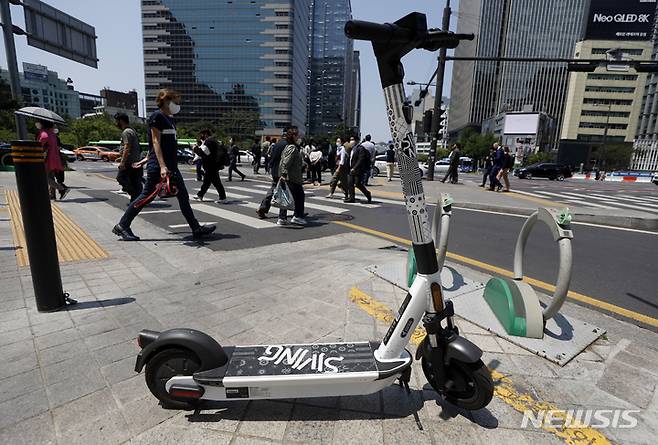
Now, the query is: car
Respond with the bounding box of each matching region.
[74,146,103,161]
[374,154,389,176]
[60,148,76,163]
[177,149,195,165]
[652,172,658,185]
[514,163,572,181]
[0,143,11,168]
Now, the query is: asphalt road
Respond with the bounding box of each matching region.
[74,160,658,329]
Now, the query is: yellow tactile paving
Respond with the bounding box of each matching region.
[6,190,109,267]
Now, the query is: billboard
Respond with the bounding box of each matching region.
[22,62,48,82]
[504,114,540,135]
[22,0,98,68]
[585,0,657,41]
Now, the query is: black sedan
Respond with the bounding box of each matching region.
[514,163,572,181]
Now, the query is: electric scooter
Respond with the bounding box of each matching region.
[134,12,494,412]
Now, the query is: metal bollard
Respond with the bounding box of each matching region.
[11,140,66,312]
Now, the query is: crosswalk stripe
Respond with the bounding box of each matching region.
[195,189,253,200]
[588,199,658,214]
[169,222,216,229]
[191,203,276,229]
[309,196,381,209]
[227,185,315,197]
[253,184,273,190]
[531,191,613,209]
[237,198,348,215]
[141,210,179,215]
[595,194,658,208]
[513,190,556,200]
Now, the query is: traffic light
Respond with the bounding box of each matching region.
[423,110,433,134]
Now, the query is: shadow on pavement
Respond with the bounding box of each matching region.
[66,296,136,311]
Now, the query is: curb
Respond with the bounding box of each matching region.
[453,202,658,231]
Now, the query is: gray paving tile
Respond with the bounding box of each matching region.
[120,395,185,437]
[0,388,49,430]
[45,368,105,409]
[0,369,43,404]
[0,326,32,347]
[130,421,232,445]
[0,411,56,445]
[332,410,384,445]
[110,374,150,407]
[52,388,119,435]
[239,400,292,440]
[57,408,131,445]
[283,404,339,444]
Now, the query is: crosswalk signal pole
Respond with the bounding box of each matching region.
[427,0,451,181]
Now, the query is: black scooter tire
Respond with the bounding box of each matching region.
[422,356,494,411]
[145,347,201,410]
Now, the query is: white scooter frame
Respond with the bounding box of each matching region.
[135,12,493,412]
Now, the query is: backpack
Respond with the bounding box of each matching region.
[505,153,515,169]
[212,139,229,168]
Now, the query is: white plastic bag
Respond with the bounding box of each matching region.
[272,181,295,210]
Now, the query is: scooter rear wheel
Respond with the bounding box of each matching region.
[422,356,494,411]
[145,348,201,410]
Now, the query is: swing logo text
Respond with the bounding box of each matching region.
[521,409,640,429]
[257,345,345,373]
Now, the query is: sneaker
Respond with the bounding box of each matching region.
[193,195,203,201]
[343,198,355,203]
[112,224,140,241]
[290,217,307,226]
[193,224,216,239]
[256,209,267,219]
[241,175,246,182]
[365,194,372,204]
[215,199,226,204]
[325,193,334,199]
[277,218,289,226]
[59,187,70,200]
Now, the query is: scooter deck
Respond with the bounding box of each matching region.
[193,341,407,387]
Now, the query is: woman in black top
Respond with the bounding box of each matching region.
[113,89,216,241]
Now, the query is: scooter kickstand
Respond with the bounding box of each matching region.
[398,366,412,395]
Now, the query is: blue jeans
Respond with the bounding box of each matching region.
[119,168,199,230]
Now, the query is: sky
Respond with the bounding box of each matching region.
[0,0,456,141]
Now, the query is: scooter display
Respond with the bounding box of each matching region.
[134,12,494,412]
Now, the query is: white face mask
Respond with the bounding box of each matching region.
[35,123,42,130]
[169,102,181,115]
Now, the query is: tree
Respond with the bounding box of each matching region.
[594,143,633,171]
[457,129,497,163]
[524,151,553,166]
[0,78,19,142]
[58,115,121,147]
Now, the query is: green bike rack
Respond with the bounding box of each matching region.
[483,207,574,339]
[406,194,453,288]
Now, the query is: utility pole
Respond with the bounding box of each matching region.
[0,0,27,139]
[427,0,451,181]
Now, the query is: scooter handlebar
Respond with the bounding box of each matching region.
[344,20,415,43]
[345,20,475,50]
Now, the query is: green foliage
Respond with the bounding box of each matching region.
[436,148,450,160]
[0,78,19,142]
[594,143,633,170]
[524,151,553,166]
[457,128,497,161]
[57,114,121,147]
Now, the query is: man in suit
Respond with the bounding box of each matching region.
[346,138,372,203]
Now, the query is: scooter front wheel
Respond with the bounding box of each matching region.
[422,356,494,411]
[145,348,201,410]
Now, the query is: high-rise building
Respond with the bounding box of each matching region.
[561,41,652,144]
[308,0,356,135]
[634,12,658,171]
[140,0,311,140]
[449,0,590,143]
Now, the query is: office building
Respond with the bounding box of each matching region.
[346,50,361,132]
[79,89,141,121]
[561,41,652,144]
[141,0,311,140]
[307,0,356,135]
[449,0,591,143]
[1,63,81,118]
[634,16,658,171]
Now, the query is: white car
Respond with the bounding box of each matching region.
[419,159,452,178]
[652,172,658,185]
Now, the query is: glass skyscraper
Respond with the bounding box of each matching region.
[308,0,358,135]
[141,0,311,139]
[449,0,590,143]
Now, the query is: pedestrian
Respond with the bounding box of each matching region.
[261,136,271,174]
[361,134,376,185]
[326,141,351,199]
[227,137,246,181]
[114,113,144,202]
[265,137,276,174]
[256,130,288,219]
[497,146,513,192]
[302,139,315,182]
[193,129,227,203]
[385,142,396,181]
[346,140,372,203]
[37,120,70,200]
[310,145,323,185]
[112,88,216,241]
[489,143,504,192]
[53,127,67,187]
[479,147,495,188]
[328,138,340,175]
[251,136,262,174]
[442,144,461,184]
[278,126,306,226]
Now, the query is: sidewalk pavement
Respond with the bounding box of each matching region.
[367,174,658,231]
[0,172,657,445]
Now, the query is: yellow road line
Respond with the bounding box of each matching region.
[349,287,611,445]
[334,221,658,329]
[508,191,560,207]
[6,191,109,267]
